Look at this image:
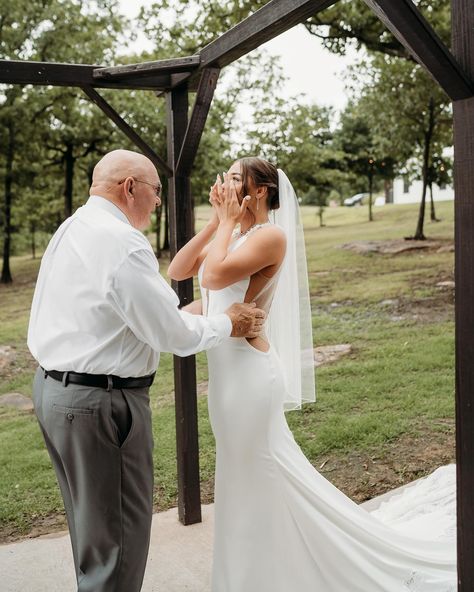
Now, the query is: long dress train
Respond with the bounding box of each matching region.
[199,230,456,592]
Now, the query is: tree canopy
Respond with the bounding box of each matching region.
[1,0,455,282]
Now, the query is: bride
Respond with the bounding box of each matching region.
[167,157,456,592]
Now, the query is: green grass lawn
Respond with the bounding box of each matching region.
[0,200,455,541]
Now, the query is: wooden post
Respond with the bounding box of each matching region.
[452,0,474,589]
[166,85,202,525]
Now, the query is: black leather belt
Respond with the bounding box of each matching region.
[42,367,155,391]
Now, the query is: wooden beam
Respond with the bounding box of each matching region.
[166,86,202,526]
[453,0,474,588]
[363,0,474,101]
[93,55,200,80]
[199,0,337,70]
[0,59,171,91]
[82,86,172,177]
[175,68,220,177]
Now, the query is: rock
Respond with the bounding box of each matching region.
[314,344,352,367]
[0,345,15,371]
[341,241,380,254]
[0,392,34,412]
[436,281,455,288]
[380,299,398,306]
[437,245,454,253]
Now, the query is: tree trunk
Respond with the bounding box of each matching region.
[368,168,374,222]
[31,220,36,260]
[1,121,14,284]
[318,207,325,227]
[64,142,75,220]
[429,181,439,221]
[384,178,393,204]
[413,97,435,240]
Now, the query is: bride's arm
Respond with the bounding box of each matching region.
[167,211,218,281]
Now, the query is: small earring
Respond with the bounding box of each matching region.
[257,197,260,211]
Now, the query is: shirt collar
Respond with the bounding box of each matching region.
[86,195,131,226]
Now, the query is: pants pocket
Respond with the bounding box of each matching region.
[110,389,133,448]
[52,403,95,416]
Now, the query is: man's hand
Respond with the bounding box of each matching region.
[225,302,266,338]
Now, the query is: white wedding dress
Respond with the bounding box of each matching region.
[198,228,457,592]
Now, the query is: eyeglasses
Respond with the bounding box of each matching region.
[119,177,162,198]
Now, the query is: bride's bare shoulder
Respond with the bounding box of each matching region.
[247,224,286,247]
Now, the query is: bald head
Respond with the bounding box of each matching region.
[89,149,161,231]
[91,150,157,190]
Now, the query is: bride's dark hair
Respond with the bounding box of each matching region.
[237,157,280,210]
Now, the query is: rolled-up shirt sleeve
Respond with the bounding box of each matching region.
[112,248,232,357]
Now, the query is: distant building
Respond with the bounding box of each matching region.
[392,176,454,205]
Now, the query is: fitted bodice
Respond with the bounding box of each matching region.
[198,229,279,319]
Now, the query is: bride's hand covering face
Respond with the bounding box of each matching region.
[210,171,250,226]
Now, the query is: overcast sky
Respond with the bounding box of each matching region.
[117,0,359,113]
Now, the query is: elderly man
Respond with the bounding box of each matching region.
[27,149,265,592]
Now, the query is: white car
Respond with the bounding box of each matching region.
[343,193,369,206]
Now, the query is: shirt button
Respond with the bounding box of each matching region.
[66,412,74,421]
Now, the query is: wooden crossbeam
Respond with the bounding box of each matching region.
[82,86,173,177]
[363,0,474,101]
[0,59,172,91]
[93,55,201,80]
[175,68,220,177]
[199,0,337,70]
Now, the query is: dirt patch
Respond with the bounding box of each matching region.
[0,346,37,386]
[389,270,455,324]
[316,426,455,503]
[341,239,453,255]
[0,513,68,544]
[0,346,15,372]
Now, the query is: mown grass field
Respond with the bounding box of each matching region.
[0,200,455,541]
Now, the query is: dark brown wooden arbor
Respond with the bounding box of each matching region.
[1,0,473,587]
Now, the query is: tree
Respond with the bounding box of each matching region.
[352,56,452,239]
[304,0,450,61]
[0,0,125,282]
[333,102,400,220]
[426,155,452,222]
[305,187,328,227]
[245,97,343,201]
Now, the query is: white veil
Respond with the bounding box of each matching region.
[266,169,316,411]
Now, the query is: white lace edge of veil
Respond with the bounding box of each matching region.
[267,169,316,411]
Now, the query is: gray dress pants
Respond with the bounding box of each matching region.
[32,366,154,592]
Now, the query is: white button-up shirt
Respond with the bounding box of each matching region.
[27,195,232,377]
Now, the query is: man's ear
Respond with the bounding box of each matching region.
[124,176,134,197]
